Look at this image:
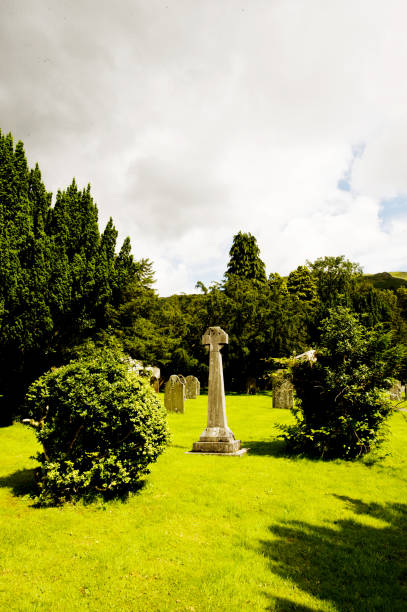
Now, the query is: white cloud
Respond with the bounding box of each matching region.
[1,0,407,294]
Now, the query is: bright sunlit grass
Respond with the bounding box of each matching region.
[1,395,406,611]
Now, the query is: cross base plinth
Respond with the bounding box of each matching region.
[191,439,242,453]
[198,426,235,442]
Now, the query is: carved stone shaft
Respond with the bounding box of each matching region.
[192,326,241,453]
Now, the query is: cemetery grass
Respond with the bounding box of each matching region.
[1,396,407,611]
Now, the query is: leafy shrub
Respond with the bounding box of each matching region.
[282,307,401,459]
[271,368,293,388]
[24,349,169,504]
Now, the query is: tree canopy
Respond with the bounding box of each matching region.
[225,231,267,283]
[0,131,155,425]
[285,307,403,458]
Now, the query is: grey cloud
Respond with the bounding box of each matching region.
[124,156,230,238]
[2,0,407,292]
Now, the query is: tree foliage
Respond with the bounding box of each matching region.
[0,131,153,425]
[153,242,407,395]
[24,349,170,505]
[287,265,319,306]
[284,307,401,459]
[308,255,362,310]
[225,231,267,283]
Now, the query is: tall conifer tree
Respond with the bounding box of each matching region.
[0,130,154,425]
[225,231,267,283]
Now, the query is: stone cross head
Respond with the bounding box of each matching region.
[202,326,228,352]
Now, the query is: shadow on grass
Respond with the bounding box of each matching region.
[260,496,407,611]
[0,468,38,497]
[267,600,315,612]
[244,439,287,457]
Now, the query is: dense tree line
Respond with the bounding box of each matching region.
[0,131,152,425]
[154,235,407,391]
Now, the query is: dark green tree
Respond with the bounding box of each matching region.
[308,255,362,310]
[225,231,267,283]
[204,274,310,391]
[0,130,158,425]
[287,265,319,305]
[0,132,54,423]
[284,307,401,459]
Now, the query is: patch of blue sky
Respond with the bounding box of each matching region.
[337,177,351,192]
[337,142,365,193]
[379,195,407,232]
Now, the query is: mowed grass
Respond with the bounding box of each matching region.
[1,395,407,611]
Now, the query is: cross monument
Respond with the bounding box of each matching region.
[191,326,246,454]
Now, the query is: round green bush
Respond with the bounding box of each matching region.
[24,350,170,504]
[283,307,397,459]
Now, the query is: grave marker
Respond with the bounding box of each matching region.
[191,326,247,455]
[272,370,294,410]
[389,380,402,402]
[185,375,200,399]
[164,375,185,413]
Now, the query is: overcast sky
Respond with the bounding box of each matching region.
[2,0,407,295]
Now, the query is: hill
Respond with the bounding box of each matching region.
[363,271,407,290]
[391,271,407,281]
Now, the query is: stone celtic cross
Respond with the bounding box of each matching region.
[191,326,243,454]
[202,326,229,434]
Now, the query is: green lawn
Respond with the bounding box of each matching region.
[1,395,407,611]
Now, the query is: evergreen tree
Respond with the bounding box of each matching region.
[225,231,267,283]
[287,265,319,305]
[0,130,157,425]
[268,272,288,296]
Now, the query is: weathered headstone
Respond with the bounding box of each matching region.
[177,374,187,398]
[191,326,246,454]
[272,370,294,410]
[164,375,185,413]
[389,380,402,402]
[150,376,160,393]
[246,377,257,395]
[185,375,200,399]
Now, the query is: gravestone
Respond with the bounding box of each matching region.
[150,376,160,393]
[177,374,187,398]
[246,377,257,395]
[185,375,200,399]
[191,326,246,455]
[164,375,185,413]
[389,380,402,402]
[272,370,294,410]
